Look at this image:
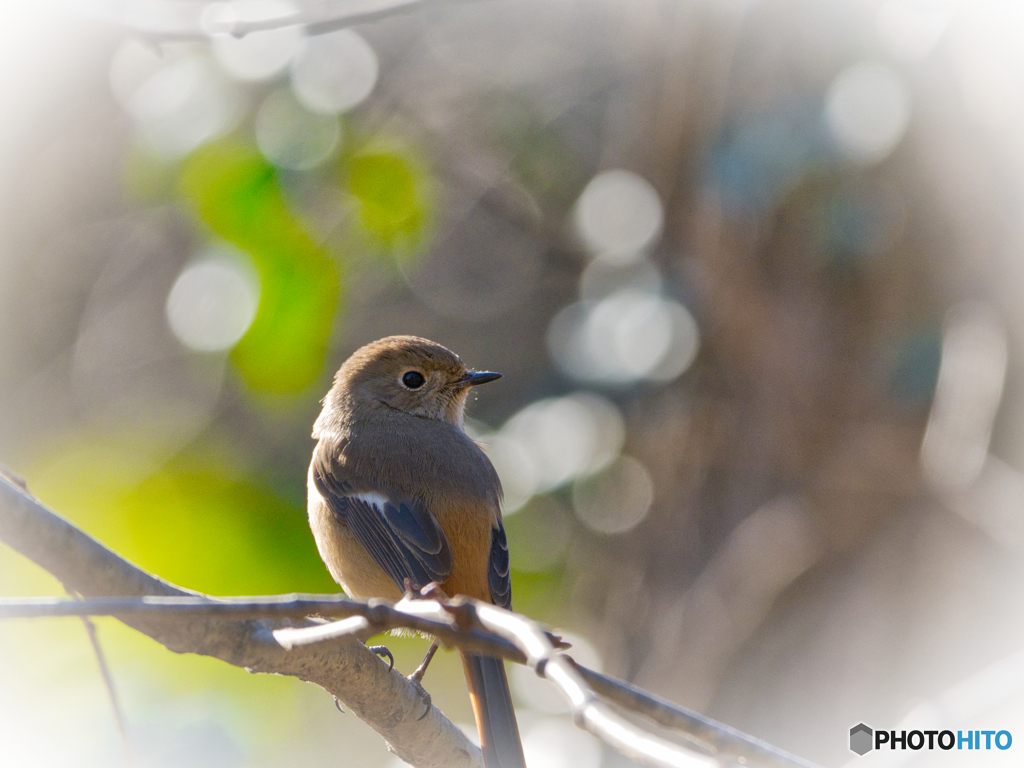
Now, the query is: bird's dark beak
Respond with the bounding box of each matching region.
[458,370,502,387]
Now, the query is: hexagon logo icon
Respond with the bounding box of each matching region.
[850,723,873,756]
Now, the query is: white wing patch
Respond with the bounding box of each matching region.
[354,491,390,513]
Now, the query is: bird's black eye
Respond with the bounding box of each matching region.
[402,371,426,389]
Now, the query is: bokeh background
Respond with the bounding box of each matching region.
[3,1,1024,766]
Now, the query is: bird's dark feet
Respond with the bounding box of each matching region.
[410,639,439,684]
[367,644,395,671]
[408,676,432,720]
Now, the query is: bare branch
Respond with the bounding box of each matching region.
[0,595,528,661]
[568,661,821,768]
[73,599,137,768]
[0,472,821,768]
[0,592,822,768]
[472,601,718,768]
[64,0,482,40]
[0,474,481,768]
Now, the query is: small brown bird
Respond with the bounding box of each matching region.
[307,335,524,768]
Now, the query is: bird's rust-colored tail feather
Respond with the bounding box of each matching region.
[461,651,526,768]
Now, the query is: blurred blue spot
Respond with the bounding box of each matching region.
[819,190,896,265]
[888,331,941,407]
[706,102,835,218]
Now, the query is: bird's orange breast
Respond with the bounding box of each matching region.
[306,464,496,603]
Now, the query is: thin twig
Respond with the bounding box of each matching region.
[568,660,820,768]
[471,601,719,768]
[78,613,137,767]
[0,463,27,490]
[62,0,484,40]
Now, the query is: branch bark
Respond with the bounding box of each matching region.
[0,473,481,768]
[0,472,820,768]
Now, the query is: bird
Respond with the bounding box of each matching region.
[307,335,525,768]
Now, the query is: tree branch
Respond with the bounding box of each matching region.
[0,473,481,768]
[0,472,820,768]
[64,0,482,40]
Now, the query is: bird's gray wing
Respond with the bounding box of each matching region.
[487,519,512,610]
[312,445,454,592]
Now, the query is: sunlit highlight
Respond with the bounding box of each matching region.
[115,50,240,158]
[481,392,625,512]
[547,290,700,385]
[166,247,261,353]
[511,632,603,714]
[825,61,911,163]
[255,88,340,170]
[574,170,663,264]
[921,302,1006,492]
[572,455,654,534]
[290,29,379,114]
[211,0,302,81]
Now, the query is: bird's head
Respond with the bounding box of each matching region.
[320,335,501,430]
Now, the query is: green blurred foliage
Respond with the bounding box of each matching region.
[179,140,342,397]
[342,145,432,260]
[504,499,573,619]
[118,466,333,596]
[23,431,336,597]
[0,425,346,752]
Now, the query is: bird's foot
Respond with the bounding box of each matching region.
[407,676,432,721]
[367,644,395,671]
[410,639,440,684]
[401,579,447,600]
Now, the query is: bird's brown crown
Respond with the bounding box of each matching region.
[317,336,494,431]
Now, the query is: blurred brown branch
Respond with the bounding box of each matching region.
[0,472,819,768]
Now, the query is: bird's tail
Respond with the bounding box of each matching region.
[461,651,526,768]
